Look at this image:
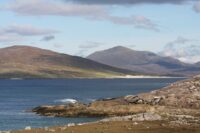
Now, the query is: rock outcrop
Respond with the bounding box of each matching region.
[137,75,200,109]
[33,75,200,120]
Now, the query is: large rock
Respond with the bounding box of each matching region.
[124,95,165,105]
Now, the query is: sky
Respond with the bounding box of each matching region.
[0,0,200,63]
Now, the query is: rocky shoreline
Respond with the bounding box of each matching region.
[13,75,200,132]
[33,75,200,116]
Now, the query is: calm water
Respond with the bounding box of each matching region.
[0,78,184,131]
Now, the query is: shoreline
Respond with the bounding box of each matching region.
[26,75,200,132]
[3,75,199,132]
[110,75,186,79]
[0,75,186,80]
[8,117,200,133]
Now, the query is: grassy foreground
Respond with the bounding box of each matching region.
[12,121,200,133]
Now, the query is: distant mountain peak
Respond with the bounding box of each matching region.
[111,46,131,49]
[106,46,134,52]
[100,46,157,56]
[87,46,200,76]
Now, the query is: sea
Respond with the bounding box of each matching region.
[0,78,184,131]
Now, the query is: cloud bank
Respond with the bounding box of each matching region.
[70,0,196,5]
[104,15,158,31]
[5,0,107,17]
[71,0,198,14]
[2,24,58,36]
[160,37,200,64]
[0,24,58,43]
[3,0,158,31]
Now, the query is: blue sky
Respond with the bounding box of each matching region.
[0,0,200,63]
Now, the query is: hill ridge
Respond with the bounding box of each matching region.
[0,45,136,78]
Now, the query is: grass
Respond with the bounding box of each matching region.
[0,63,128,79]
[12,121,200,133]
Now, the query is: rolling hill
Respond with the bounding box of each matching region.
[87,46,200,76]
[0,46,136,78]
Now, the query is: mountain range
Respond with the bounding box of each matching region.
[0,45,199,78]
[87,46,200,76]
[0,46,135,78]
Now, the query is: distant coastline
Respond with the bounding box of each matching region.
[111,75,187,79]
[4,75,186,80]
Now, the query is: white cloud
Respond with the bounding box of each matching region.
[2,24,58,36]
[0,24,58,43]
[4,0,108,17]
[160,37,200,64]
[105,15,159,31]
[0,34,22,43]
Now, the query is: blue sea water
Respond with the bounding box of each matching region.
[0,78,184,131]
